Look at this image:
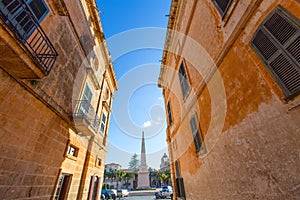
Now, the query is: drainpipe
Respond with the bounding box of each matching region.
[96,71,106,115]
[77,136,95,200]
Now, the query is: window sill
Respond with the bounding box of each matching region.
[288,96,300,111]
[95,165,102,169]
[65,154,77,161]
[99,131,105,136]
[197,145,207,159]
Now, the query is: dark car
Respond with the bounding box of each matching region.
[101,189,116,200]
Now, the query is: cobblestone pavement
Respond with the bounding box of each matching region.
[118,196,156,200]
[117,196,172,200]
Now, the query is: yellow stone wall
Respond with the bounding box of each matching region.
[0,0,116,199]
[161,0,300,199]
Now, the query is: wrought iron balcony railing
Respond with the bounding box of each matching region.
[0,0,58,75]
[73,100,100,134]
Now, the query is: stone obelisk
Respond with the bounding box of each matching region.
[137,131,150,189]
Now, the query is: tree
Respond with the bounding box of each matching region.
[128,154,139,189]
[161,173,170,185]
[156,169,163,187]
[124,171,133,189]
[107,168,117,188]
[104,169,110,181]
[116,170,126,189]
[128,153,139,172]
[149,168,158,187]
[160,170,171,185]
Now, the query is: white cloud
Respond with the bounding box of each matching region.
[143,121,151,127]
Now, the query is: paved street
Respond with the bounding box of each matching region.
[117,196,156,200]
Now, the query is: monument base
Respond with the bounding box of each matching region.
[137,171,150,189]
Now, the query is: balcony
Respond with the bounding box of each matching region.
[0,0,58,79]
[72,100,100,136]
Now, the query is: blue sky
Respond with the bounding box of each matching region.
[96,0,172,169]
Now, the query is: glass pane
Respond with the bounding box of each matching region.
[28,0,47,21]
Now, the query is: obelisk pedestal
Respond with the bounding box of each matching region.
[137,132,150,189]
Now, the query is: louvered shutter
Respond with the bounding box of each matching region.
[79,84,92,116]
[190,116,203,153]
[212,0,232,18]
[27,0,48,21]
[176,178,186,198]
[251,6,300,99]
[167,101,173,126]
[178,62,190,98]
[0,0,49,39]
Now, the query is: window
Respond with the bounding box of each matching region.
[175,160,181,178]
[54,173,72,200]
[79,84,92,115]
[67,145,78,157]
[172,139,177,150]
[189,115,204,153]
[175,160,185,198]
[167,101,173,126]
[178,62,190,98]
[89,176,100,200]
[95,156,102,167]
[212,0,232,18]
[250,6,300,99]
[0,0,49,39]
[100,112,107,133]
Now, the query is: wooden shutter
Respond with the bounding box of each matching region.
[176,178,186,198]
[167,101,173,126]
[190,116,203,153]
[175,160,181,178]
[250,6,300,99]
[212,0,232,18]
[174,161,185,198]
[27,0,49,21]
[178,62,190,98]
[79,84,92,115]
[100,112,107,133]
[83,85,92,103]
[0,0,49,39]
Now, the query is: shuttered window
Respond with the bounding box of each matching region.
[167,101,173,126]
[189,115,203,153]
[0,0,49,39]
[250,6,300,99]
[100,112,107,133]
[79,84,92,115]
[175,160,185,198]
[178,62,190,98]
[212,0,232,18]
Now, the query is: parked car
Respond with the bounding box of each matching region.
[117,189,129,197]
[101,189,116,200]
[109,189,117,196]
[161,186,173,199]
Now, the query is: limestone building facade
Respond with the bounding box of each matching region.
[0,0,117,199]
[159,0,300,199]
[104,163,122,172]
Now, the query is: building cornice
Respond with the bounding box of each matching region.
[85,0,105,43]
[158,0,181,88]
[85,0,118,91]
